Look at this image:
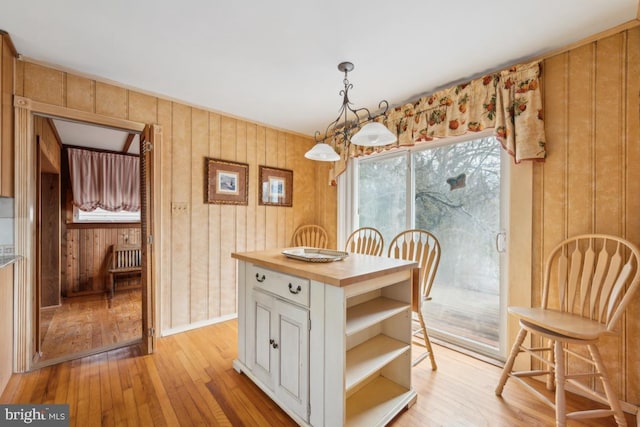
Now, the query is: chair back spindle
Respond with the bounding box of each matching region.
[291,225,329,249]
[344,227,384,256]
[543,234,640,331]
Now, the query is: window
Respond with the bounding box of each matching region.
[73,206,140,223]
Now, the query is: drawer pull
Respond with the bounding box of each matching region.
[288,283,302,294]
[270,339,278,349]
[255,273,266,283]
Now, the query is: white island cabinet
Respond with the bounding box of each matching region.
[232,249,417,427]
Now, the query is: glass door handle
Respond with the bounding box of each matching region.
[495,231,507,253]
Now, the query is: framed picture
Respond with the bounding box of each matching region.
[205,158,249,205]
[259,166,293,207]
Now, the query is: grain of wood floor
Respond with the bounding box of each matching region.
[1,320,635,426]
[39,289,142,362]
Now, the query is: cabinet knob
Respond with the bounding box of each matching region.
[255,273,266,283]
[269,339,278,349]
[288,283,302,294]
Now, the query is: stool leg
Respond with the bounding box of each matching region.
[417,310,437,370]
[546,337,556,391]
[108,273,114,308]
[496,327,527,396]
[588,344,627,427]
[554,340,566,427]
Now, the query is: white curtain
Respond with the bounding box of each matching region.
[67,148,140,212]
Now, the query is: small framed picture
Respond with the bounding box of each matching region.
[259,166,293,207]
[205,158,249,205]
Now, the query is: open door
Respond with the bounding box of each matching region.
[140,124,159,354]
[35,125,62,362]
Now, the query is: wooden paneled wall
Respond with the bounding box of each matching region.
[537,27,640,405]
[0,33,15,197]
[15,60,327,331]
[62,227,141,296]
[0,265,13,394]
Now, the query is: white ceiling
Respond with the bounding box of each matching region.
[51,119,140,154]
[1,0,638,142]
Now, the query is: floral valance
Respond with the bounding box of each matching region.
[332,61,546,177]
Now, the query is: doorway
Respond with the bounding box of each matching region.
[13,96,159,372]
[35,116,144,365]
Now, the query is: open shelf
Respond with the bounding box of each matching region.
[346,376,416,427]
[345,334,410,392]
[346,297,409,337]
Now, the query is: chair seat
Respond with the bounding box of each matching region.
[509,306,610,341]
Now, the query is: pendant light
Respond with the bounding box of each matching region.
[305,62,396,161]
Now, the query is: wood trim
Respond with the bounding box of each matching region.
[64,222,141,230]
[13,95,151,371]
[34,338,142,370]
[0,30,18,58]
[45,118,63,147]
[122,133,135,153]
[14,96,145,133]
[13,99,35,373]
[62,143,139,157]
[151,125,162,345]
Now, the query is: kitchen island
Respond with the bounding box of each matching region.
[232,248,418,427]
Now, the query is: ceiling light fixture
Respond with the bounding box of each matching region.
[304,61,397,162]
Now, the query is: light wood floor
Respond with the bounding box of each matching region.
[39,289,142,362]
[1,320,636,426]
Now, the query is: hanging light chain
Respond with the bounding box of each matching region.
[314,62,391,145]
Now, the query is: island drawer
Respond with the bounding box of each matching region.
[248,264,310,307]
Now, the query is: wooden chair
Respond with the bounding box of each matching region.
[291,225,328,248]
[107,244,142,307]
[344,227,384,256]
[495,234,640,427]
[388,229,441,370]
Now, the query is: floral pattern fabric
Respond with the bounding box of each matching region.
[332,61,546,177]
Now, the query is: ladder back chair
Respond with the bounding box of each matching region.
[344,227,384,256]
[291,225,329,249]
[495,234,640,427]
[388,229,441,370]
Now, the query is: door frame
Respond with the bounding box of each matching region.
[13,96,161,372]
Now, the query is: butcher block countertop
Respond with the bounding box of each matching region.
[231,248,417,287]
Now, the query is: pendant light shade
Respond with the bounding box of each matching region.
[350,122,397,147]
[304,142,340,161]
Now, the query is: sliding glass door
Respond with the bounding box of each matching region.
[350,135,506,359]
[413,136,504,357]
